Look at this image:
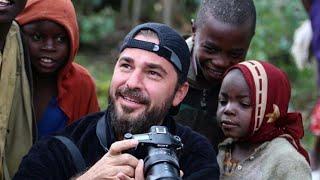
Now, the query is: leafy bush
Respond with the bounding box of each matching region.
[78,7,115,44]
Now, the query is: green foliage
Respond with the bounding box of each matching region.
[89,0,104,7]
[76,53,113,109]
[78,7,115,44]
[247,0,307,60]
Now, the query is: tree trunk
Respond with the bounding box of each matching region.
[162,0,173,26]
[132,0,142,27]
[119,0,130,28]
[120,0,129,19]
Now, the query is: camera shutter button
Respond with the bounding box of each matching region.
[124,133,133,139]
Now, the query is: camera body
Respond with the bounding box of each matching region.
[124,126,183,180]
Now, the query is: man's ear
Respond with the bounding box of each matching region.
[172,82,189,107]
[191,19,196,41]
[191,18,196,34]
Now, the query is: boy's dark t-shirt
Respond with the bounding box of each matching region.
[174,82,224,152]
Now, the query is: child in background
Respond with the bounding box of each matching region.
[174,0,256,152]
[216,60,311,179]
[301,0,320,170]
[16,0,99,138]
[0,0,31,178]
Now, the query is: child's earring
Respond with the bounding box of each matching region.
[190,18,195,32]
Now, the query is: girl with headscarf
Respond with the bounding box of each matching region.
[216,60,311,179]
[16,0,100,138]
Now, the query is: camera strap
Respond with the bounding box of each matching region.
[52,113,109,174]
[53,136,86,173]
[96,114,109,152]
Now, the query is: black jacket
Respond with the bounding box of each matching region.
[14,110,219,179]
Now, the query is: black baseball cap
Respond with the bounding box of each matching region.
[120,22,190,83]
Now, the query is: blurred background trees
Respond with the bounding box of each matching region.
[72,0,316,148]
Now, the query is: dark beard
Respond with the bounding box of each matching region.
[109,92,174,139]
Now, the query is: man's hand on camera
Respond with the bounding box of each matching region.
[77,139,141,180]
[116,159,144,180]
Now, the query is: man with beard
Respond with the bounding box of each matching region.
[14,23,219,179]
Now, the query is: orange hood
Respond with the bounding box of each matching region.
[16,0,79,66]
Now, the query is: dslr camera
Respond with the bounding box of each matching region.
[124,126,183,180]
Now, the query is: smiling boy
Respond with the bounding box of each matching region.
[0,0,32,179]
[174,0,256,151]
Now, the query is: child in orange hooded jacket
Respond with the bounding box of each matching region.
[16,0,100,138]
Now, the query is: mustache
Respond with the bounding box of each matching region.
[115,86,150,105]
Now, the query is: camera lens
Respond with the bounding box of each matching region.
[144,147,181,180]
